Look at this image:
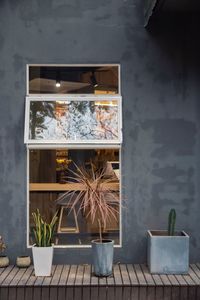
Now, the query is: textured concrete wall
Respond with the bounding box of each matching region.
[0,0,199,264]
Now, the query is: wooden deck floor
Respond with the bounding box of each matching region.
[0,264,200,299]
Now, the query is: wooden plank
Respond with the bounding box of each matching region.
[74,265,84,300]
[163,287,171,300]
[98,270,107,300]
[196,263,200,273]
[10,268,27,286]
[25,267,37,300]
[17,267,33,300]
[188,286,196,300]
[155,286,164,300]
[30,182,119,191]
[113,264,122,285]
[127,264,139,285]
[152,274,164,286]
[82,264,91,299]
[0,269,9,300]
[119,264,131,300]
[58,265,70,286]
[120,264,131,285]
[0,268,5,276]
[18,266,33,286]
[190,264,200,300]
[127,264,139,300]
[175,274,187,300]
[66,265,77,286]
[131,287,139,300]
[50,265,63,300]
[41,265,56,300]
[82,265,91,286]
[8,287,17,300]
[159,274,171,286]
[140,264,155,286]
[107,285,115,300]
[90,265,98,300]
[82,265,91,299]
[182,273,196,286]
[113,264,123,300]
[147,287,155,300]
[179,287,188,300]
[0,266,14,285]
[134,265,147,286]
[66,265,77,300]
[167,275,179,300]
[0,286,9,300]
[190,264,200,279]
[182,272,196,300]
[134,264,147,300]
[175,274,187,286]
[151,274,163,300]
[57,265,70,300]
[1,267,19,286]
[188,265,200,285]
[106,272,115,300]
[8,268,27,300]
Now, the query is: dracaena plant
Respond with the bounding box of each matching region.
[56,163,119,243]
[32,209,58,247]
[0,236,6,254]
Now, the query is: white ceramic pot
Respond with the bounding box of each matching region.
[32,246,53,276]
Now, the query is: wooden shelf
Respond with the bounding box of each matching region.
[29,182,119,192]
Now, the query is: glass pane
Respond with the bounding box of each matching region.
[29,100,119,141]
[29,65,119,94]
[29,149,120,246]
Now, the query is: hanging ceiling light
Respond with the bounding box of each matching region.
[90,71,98,88]
[56,71,61,88]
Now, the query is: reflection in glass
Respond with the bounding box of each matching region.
[29,100,119,141]
[28,65,119,94]
[29,149,120,246]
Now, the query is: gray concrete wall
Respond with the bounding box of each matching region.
[0,0,199,264]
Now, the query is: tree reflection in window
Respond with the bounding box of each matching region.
[29,100,119,141]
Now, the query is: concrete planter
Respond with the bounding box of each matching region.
[91,239,114,277]
[147,230,189,274]
[32,246,53,276]
[0,256,9,267]
[16,256,31,268]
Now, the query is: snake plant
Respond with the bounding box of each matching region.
[32,209,58,247]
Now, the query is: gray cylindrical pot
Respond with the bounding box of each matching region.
[91,239,114,277]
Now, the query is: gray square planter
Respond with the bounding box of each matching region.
[147,230,189,274]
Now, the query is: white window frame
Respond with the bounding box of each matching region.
[27,64,121,96]
[25,64,122,248]
[26,145,122,248]
[24,95,122,145]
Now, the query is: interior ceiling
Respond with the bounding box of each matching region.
[29,66,118,93]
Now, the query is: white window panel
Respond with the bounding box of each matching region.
[24,96,122,145]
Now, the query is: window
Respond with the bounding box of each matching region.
[25,65,122,247]
[25,97,122,144]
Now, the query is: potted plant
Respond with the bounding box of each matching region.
[57,164,119,277]
[0,236,9,267]
[147,209,189,274]
[16,256,31,268]
[32,209,58,276]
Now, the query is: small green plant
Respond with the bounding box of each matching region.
[32,209,58,247]
[168,209,176,236]
[0,236,6,254]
